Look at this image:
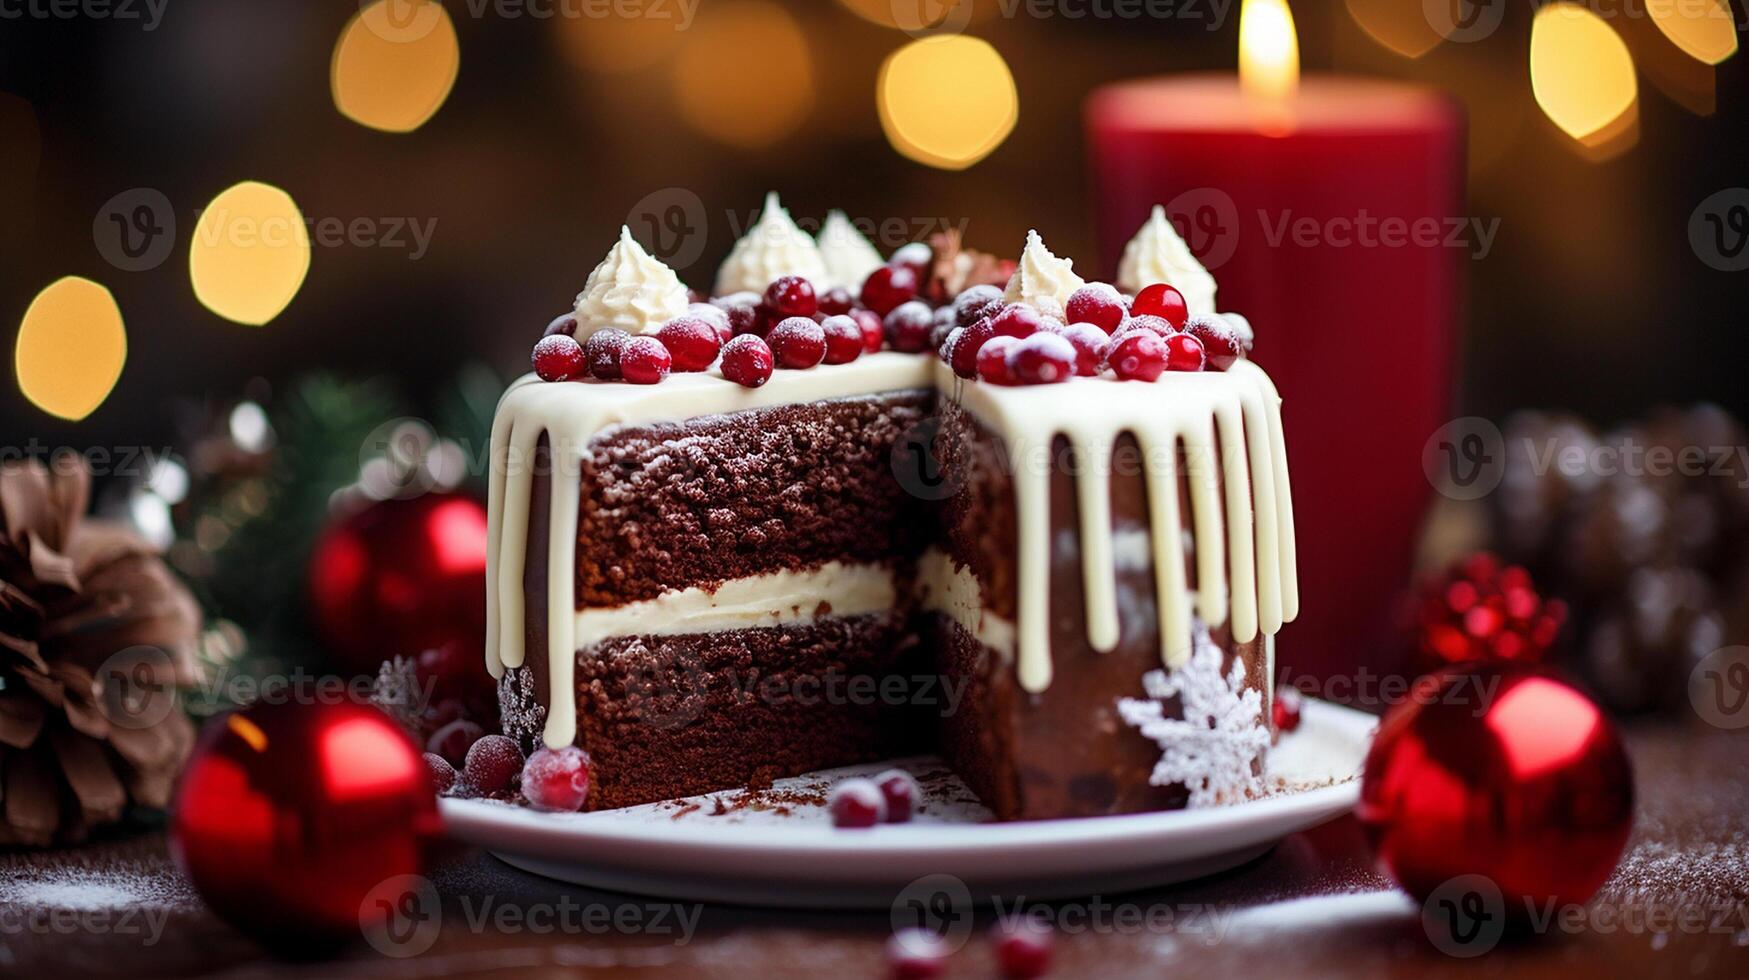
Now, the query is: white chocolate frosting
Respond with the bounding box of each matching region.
[817,210,886,292]
[1002,229,1084,320]
[1118,205,1218,317]
[572,226,690,339]
[714,192,827,296]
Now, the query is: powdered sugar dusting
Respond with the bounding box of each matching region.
[0,865,201,913]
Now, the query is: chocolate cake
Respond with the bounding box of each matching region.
[487,196,1296,821]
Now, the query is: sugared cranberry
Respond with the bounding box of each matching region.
[764,275,818,319]
[930,305,957,351]
[426,719,483,768]
[463,733,524,795]
[531,334,585,382]
[543,312,578,338]
[720,334,775,387]
[884,301,935,353]
[725,302,764,338]
[1106,330,1167,382]
[874,769,919,823]
[585,328,631,380]
[1131,283,1190,328]
[1185,314,1241,371]
[687,302,733,342]
[423,752,457,794]
[522,745,591,812]
[828,777,886,828]
[768,316,827,369]
[938,326,965,366]
[861,265,919,317]
[1163,331,1206,372]
[1008,332,1077,385]
[950,318,992,378]
[821,314,865,365]
[1117,314,1175,338]
[1065,283,1126,334]
[887,929,948,980]
[977,335,1022,385]
[992,919,1055,979]
[852,308,885,352]
[656,317,722,372]
[954,284,1005,328]
[619,335,672,384]
[818,286,856,316]
[1058,322,1108,377]
[890,242,933,280]
[989,303,1045,340]
[1274,685,1304,734]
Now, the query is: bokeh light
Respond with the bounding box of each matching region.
[1238,0,1300,102]
[836,0,983,33]
[673,2,814,149]
[1650,0,1739,66]
[15,276,127,421]
[556,4,687,73]
[1343,0,1443,59]
[877,36,1017,171]
[1530,4,1638,146]
[189,181,311,326]
[331,0,460,133]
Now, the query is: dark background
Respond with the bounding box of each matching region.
[3,0,1746,450]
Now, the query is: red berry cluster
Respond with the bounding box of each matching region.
[827,769,920,828]
[422,728,592,812]
[1410,552,1568,674]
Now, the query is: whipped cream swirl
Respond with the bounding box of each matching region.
[715,192,826,296]
[573,226,691,338]
[1002,229,1084,320]
[817,210,885,292]
[1118,205,1217,317]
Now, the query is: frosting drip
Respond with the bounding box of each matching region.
[572,226,690,339]
[817,210,886,291]
[714,192,827,295]
[1002,229,1084,320]
[1118,205,1218,316]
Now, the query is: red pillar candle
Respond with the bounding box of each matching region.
[1085,74,1465,682]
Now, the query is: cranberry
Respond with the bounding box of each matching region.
[930,305,958,351]
[1106,330,1167,382]
[954,284,1005,328]
[656,317,722,372]
[938,326,965,366]
[887,929,948,980]
[1163,332,1206,372]
[950,318,992,378]
[585,328,631,380]
[860,265,919,317]
[423,752,457,794]
[852,308,885,352]
[1058,322,1108,377]
[977,335,1022,385]
[687,302,733,342]
[768,316,827,369]
[818,286,855,316]
[725,302,764,338]
[619,335,672,384]
[1118,314,1176,338]
[531,334,585,382]
[890,242,932,280]
[463,733,524,795]
[1008,332,1077,385]
[1274,685,1304,733]
[764,275,818,319]
[821,314,865,364]
[522,745,592,812]
[989,303,1045,340]
[1131,283,1190,328]
[992,919,1055,979]
[874,769,919,823]
[542,312,578,338]
[1185,314,1241,371]
[426,719,483,768]
[1065,283,1126,334]
[884,301,935,353]
[828,777,886,828]
[720,334,775,387]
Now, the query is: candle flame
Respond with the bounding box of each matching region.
[1239,0,1300,102]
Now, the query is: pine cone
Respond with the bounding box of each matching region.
[0,456,200,846]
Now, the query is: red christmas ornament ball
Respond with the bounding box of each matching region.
[1357,665,1633,913]
[308,492,489,677]
[170,701,441,950]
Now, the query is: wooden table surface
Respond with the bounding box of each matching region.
[3,722,1745,979]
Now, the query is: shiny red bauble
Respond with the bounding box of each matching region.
[170,702,440,950]
[1357,665,1633,913]
[308,492,489,678]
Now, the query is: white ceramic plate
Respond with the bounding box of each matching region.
[441,699,1377,908]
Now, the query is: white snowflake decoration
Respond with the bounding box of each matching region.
[1117,623,1270,807]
